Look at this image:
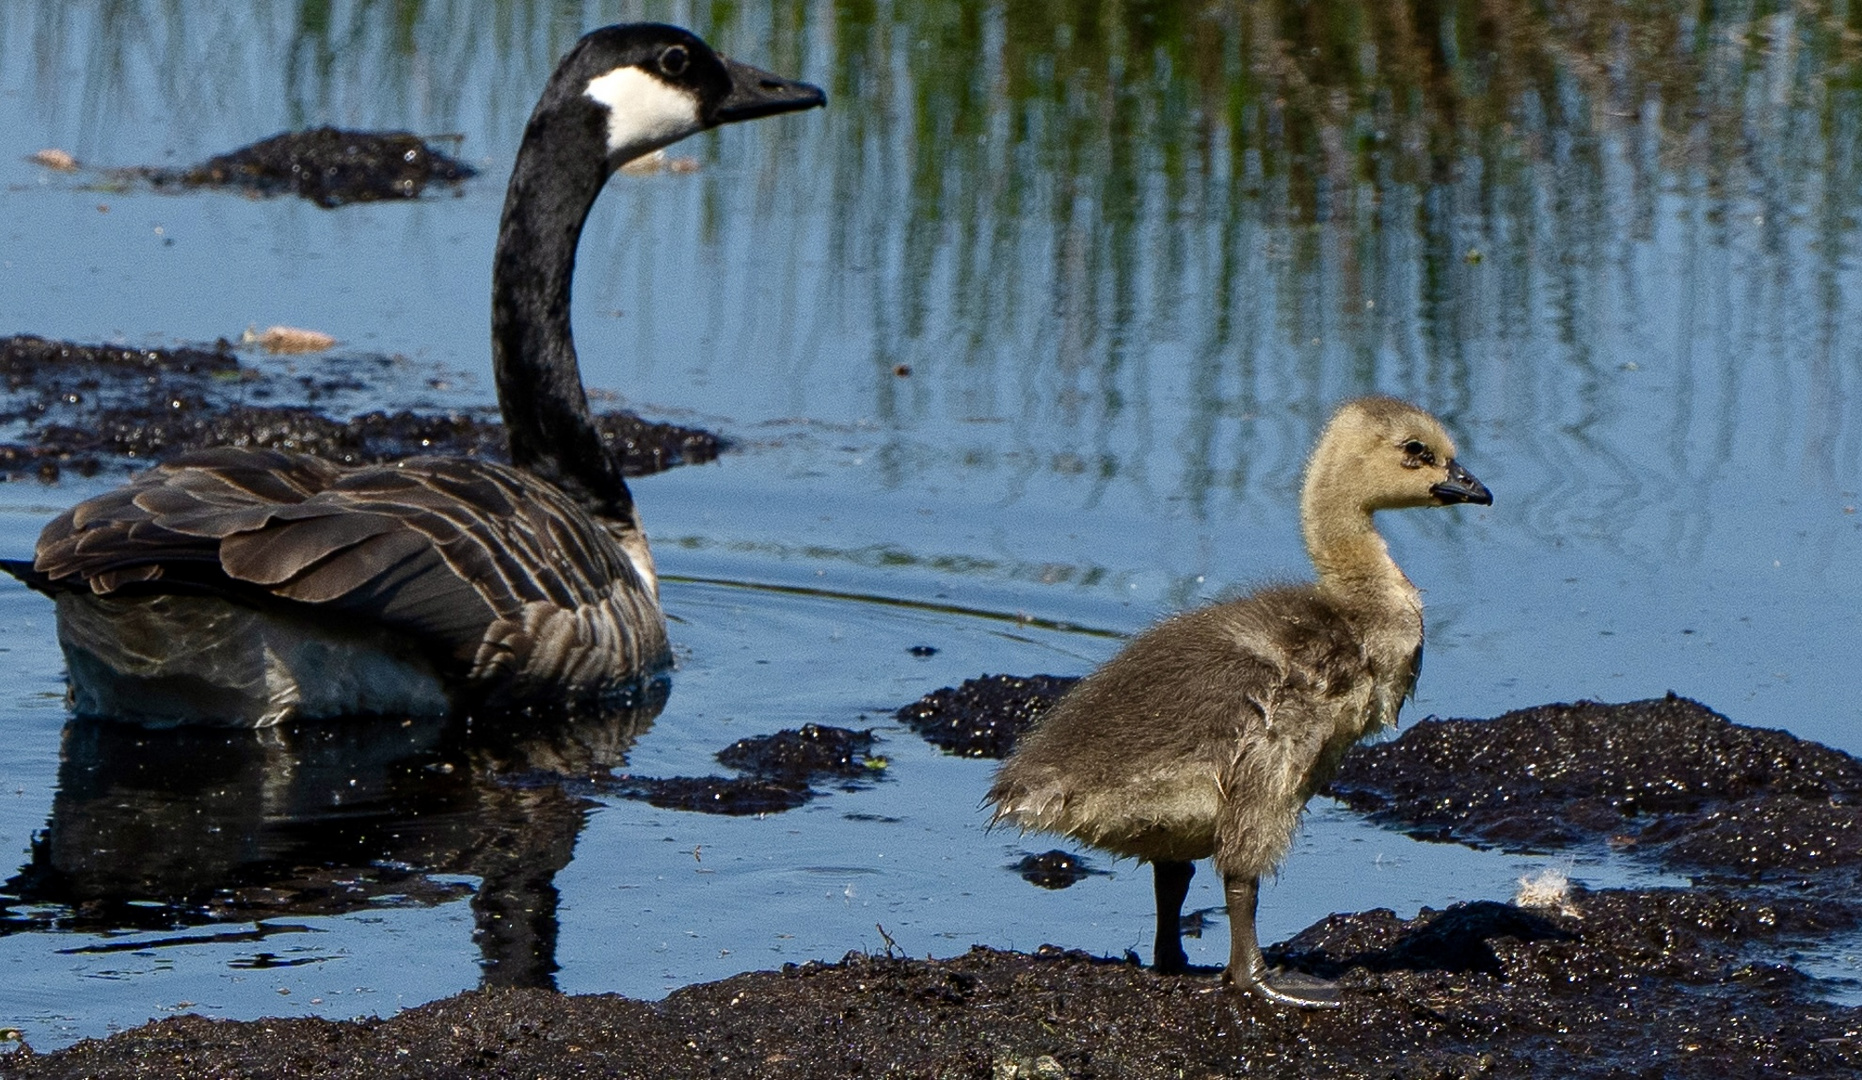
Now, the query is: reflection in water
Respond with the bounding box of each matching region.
[0,684,666,990]
[11,1,1862,579]
[810,0,1862,566]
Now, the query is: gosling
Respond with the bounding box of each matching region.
[986,397,1491,1008]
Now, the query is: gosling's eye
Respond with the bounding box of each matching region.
[659,45,690,77]
[1400,440,1435,467]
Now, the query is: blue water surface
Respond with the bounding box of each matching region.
[0,0,1855,1047]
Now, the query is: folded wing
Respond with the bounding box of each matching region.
[27,447,654,684]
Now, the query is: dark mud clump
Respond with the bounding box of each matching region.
[141,128,475,208]
[605,774,814,815]
[896,673,1076,758]
[592,410,723,475]
[0,335,723,481]
[1013,849,1102,889]
[1329,693,1862,879]
[0,335,238,386]
[0,335,245,481]
[21,405,718,478]
[606,725,881,817]
[715,723,876,782]
[7,885,1860,1079]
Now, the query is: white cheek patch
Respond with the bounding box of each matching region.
[584,67,704,159]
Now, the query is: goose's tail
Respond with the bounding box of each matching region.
[0,559,57,595]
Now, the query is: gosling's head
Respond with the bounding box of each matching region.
[1303,397,1492,515]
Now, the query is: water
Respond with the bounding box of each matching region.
[0,0,1857,1047]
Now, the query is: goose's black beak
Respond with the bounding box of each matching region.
[714,57,825,123]
[1431,460,1492,506]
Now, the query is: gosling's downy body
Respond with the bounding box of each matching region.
[987,397,1491,1007]
[1,25,823,726]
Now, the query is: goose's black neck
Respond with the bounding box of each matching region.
[491,86,631,521]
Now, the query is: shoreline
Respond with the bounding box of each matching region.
[4,694,1859,1078]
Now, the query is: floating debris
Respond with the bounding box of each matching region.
[245,325,337,354]
[618,150,701,176]
[896,674,1076,759]
[29,148,78,172]
[139,127,475,208]
[1513,867,1583,918]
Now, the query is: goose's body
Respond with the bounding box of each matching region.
[987,397,1491,1006]
[4,25,823,726]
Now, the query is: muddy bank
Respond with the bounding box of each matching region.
[2,885,1856,1078]
[4,694,1859,1076]
[0,335,721,480]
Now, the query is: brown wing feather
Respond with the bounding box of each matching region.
[26,449,652,676]
[218,510,402,585]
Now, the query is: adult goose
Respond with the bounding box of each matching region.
[3,25,824,726]
[986,397,1491,1007]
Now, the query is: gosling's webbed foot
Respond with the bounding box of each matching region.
[1222,961,1342,1009]
[1220,874,1339,1008]
[1247,966,1342,1010]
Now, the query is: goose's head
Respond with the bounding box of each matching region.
[556,23,825,168]
[1304,396,1493,516]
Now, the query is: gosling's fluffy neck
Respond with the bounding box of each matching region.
[1300,443,1419,612]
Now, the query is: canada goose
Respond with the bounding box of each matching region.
[0,24,824,726]
[986,397,1491,1007]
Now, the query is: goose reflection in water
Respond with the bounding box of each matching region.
[0,686,666,989]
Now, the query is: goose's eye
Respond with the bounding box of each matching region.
[659,46,690,77]
[1400,440,1435,467]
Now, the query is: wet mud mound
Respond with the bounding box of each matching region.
[607,725,883,816]
[7,884,1859,1079]
[896,673,1076,758]
[139,128,475,207]
[604,774,814,815]
[20,404,718,478]
[1329,694,1862,879]
[0,335,722,481]
[715,723,877,781]
[0,335,238,386]
[591,410,724,475]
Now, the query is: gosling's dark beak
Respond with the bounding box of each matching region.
[1431,459,1493,506]
[714,57,826,123]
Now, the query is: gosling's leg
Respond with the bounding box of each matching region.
[1220,873,1268,985]
[1222,873,1341,1009]
[1151,859,1194,973]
